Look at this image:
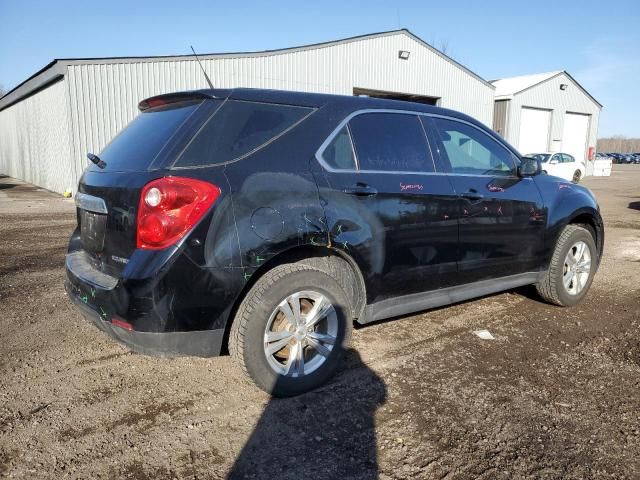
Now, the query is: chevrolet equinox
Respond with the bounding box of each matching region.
[65,88,604,396]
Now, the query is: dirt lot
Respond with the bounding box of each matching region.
[1,166,639,479]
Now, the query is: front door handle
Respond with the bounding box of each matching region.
[343,184,378,197]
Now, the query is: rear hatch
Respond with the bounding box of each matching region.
[74,89,317,279]
[75,93,221,277]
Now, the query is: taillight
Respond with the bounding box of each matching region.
[137,177,220,250]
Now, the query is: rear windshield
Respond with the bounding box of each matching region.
[175,100,314,167]
[97,101,202,171]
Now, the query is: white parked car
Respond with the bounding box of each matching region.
[526,152,585,183]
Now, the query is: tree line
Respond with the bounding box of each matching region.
[597,136,640,153]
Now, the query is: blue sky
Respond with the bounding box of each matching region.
[1,0,638,137]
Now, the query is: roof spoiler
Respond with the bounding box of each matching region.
[138,91,220,111]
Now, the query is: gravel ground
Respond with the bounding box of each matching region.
[1,166,639,479]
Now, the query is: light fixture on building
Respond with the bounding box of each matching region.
[560,84,568,91]
[398,50,410,60]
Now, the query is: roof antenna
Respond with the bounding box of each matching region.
[190,45,214,89]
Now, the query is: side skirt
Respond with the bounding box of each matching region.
[360,271,544,324]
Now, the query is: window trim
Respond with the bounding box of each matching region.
[316,109,520,177]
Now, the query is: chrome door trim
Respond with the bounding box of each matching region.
[315,108,521,176]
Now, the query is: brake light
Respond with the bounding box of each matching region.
[144,98,169,109]
[137,177,220,250]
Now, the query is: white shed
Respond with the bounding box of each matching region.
[0,29,496,194]
[491,71,602,174]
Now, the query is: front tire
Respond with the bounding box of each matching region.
[229,262,352,397]
[536,224,597,306]
[572,170,582,183]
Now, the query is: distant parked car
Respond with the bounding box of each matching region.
[608,153,624,164]
[527,152,585,183]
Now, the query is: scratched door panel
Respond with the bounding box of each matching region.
[315,112,460,303]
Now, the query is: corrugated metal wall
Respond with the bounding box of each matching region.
[2,31,495,194]
[66,32,495,181]
[503,72,600,159]
[0,79,74,193]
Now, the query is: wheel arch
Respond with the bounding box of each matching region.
[221,244,367,354]
[567,210,604,264]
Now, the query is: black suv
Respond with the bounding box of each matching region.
[66,88,604,396]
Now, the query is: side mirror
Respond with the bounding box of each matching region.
[518,157,541,177]
[549,159,559,165]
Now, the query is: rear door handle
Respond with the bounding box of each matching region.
[343,184,378,196]
[461,190,484,201]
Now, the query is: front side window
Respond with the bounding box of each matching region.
[348,113,434,172]
[433,118,516,176]
[177,100,314,167]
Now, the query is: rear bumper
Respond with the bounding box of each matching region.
[65,280,224,357]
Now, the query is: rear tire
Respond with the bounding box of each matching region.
[536,224,597,306]
[229,262,353,397]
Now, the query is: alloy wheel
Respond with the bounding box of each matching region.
[263,290,338,377]
[562,240,591,295]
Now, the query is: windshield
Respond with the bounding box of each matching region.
[527,153,551,163]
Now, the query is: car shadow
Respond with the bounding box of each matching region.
[512,284,543,302]
[227,349,386,479]
[629,201,640,211]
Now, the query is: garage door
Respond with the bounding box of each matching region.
[518,107,551,154]
[562,113,590,163]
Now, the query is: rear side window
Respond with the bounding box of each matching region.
[98,101,201,172]
[348,113,434,172]
[177,100,313,167]
[322,126,357,170]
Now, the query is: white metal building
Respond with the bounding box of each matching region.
[0,29,496,194]
[491,71,602,172]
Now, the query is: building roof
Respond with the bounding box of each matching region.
[0,29,493,112]
[491,70,602,108]
[491,71,561,97]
